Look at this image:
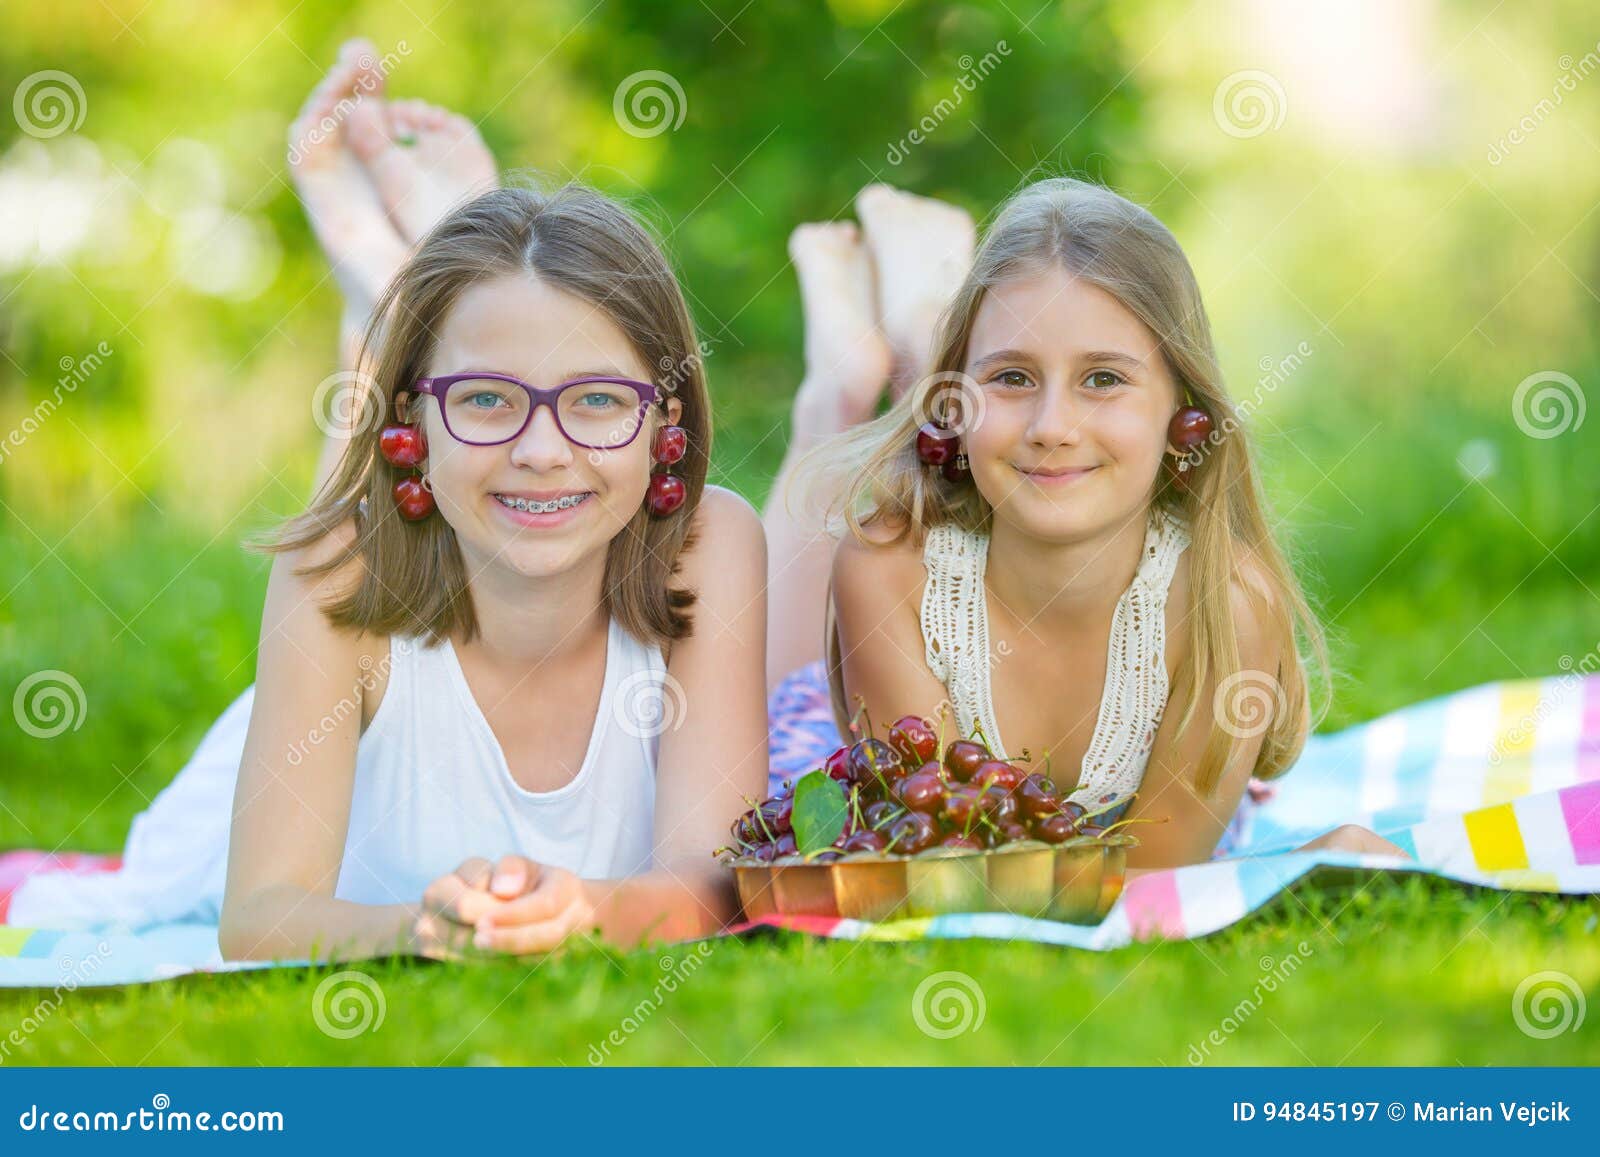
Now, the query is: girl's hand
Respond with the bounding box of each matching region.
[411,856,499,960]
[471,855,598,955]
[1295,823,1412,860]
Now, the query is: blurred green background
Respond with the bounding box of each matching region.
[2,0,1598,851]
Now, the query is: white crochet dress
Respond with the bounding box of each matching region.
[920,508,1191,808]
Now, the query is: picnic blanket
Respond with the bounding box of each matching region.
[3,674,1598,986]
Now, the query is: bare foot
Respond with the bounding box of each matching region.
[854,183,975,394]
[286,39,409,325]
[347,97,498,246]
[788,221,892,435]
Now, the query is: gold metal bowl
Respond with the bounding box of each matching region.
[730,835,1133,925]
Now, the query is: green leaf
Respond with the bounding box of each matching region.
[791,771,849,854]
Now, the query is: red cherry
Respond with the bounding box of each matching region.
[886,811,939,854]
[1059,800,1088,823]
[893,770,945,814]
[848,738,901,790]
[887,715,938,764]
[943,740,990,782]
[1016,773,1063,819]
[751,842,780,863]
[646,473,687,516]
[823,745,853,783]
[841,829,889,854]
[379,424,427,468]
[998,821,1030,844]
[773,832,798,857]
[392,476,435,520]
[862,800,904,830]
[652,425,687,465]
[940,833,984,851]
[970,760,1022,793]
[939,785,984,829]
[940,454,971,483]
[915,423,958,466]
[981,787,1018,825]
[1167,406,1213,451]
[1033,813,1079,844]
[758,796,794,837]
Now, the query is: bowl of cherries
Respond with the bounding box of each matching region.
[718,713,1139,925]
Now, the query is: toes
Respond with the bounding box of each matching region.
[344,97,392,161]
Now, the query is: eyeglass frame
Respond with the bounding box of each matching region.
[408,372,665,451]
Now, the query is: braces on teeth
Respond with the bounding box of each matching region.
[498,494,587,514]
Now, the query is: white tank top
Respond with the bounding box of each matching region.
[919,507,1191,809]
[334,616,662,906]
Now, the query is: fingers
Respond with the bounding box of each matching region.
[473,898,595,955]
[490,854,540,900]
[420,857,497,923]
[480,866,579,927]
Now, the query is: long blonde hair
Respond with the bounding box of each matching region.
[812,177,1328,796]
[258,178,711,649]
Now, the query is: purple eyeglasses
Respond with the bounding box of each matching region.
[411,372,662,451]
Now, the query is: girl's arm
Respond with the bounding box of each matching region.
[1120,569,1282,870]
[830,523,952,737]
[1122,568,1410,870]
[217,525,415,962]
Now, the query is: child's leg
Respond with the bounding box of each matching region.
[345,98,498,248]
[761,187,977,691]
[762,222,890,690]
[854,183,975,395]
[287,40,408,380]
[290,42,500,496]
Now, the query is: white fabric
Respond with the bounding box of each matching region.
[920,508,1191,807]
[10,617,662,930]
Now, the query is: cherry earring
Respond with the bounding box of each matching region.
[1164,404,1213,492]
[915,420,970,482]
[647,423,688,517]
[379,412,434,520]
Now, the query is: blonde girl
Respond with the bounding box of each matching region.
[768,178,1404,869]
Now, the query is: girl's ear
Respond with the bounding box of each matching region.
[663,396,684,426]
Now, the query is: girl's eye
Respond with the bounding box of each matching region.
[1085,370,1126,391]
[466,392,505,409]
[993,369,1033,389]
[579,392,620,409]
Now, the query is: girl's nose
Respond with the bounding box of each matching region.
[1024,380,1086,447]
[507,405,575,471]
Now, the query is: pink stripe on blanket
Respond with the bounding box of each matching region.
[1559,781,1600,866]
[0,850,122,924]
[1121,868,1186,940]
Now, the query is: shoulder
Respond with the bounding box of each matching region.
[831,513,926,614]
[262,518,381,661]
[676,484,765,590]
[1228,552,1285,670]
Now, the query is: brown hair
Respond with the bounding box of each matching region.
[259,178,711,649]
[810,177,1329,795]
